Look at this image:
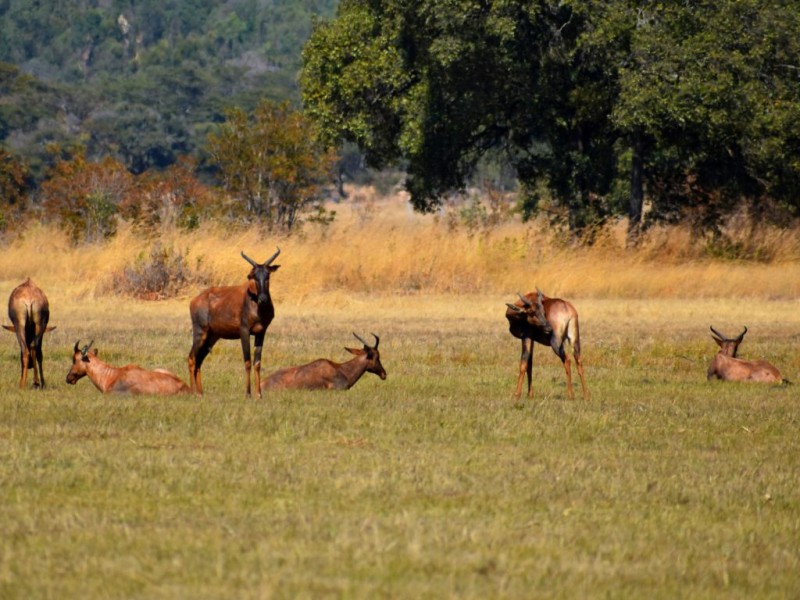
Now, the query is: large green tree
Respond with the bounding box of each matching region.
[301,0,800,239]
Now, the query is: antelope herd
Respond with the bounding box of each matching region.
[2,253,791,396]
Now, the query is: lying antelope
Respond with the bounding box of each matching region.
[261,333,387,391]
[3,278,55,389]
[67,340,190,395]
[188,248,281,397]
[707,326,783,383]
[505,289,589,400]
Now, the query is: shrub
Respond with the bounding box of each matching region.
[110,243,208,300]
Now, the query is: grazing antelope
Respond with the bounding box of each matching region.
[261,333,387,391]
[3,278,55,389]
[505,289,589,400]
[188,248,280,397]
[707,326,783,383]
[66,340,190,395]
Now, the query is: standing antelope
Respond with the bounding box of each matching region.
[66,340,190,395]
[3,278,55,389]
[261,333,387,391]
[707,326,783,383]
[505,289,589,400]
[188,248,281,397]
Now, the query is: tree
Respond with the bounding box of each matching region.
[206,99,336,230]
[38,146,133,243]
[301,0,622,236]
[302,0,800,241]
[0,148,31,232]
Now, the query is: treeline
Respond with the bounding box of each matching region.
[2,0,800,247]
[301,0,800,242]
[0,0,336,177]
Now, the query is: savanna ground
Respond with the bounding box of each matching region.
[1,192,799,598]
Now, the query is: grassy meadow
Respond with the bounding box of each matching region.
[1,194,799,598]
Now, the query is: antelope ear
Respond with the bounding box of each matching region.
[268,265,280,272]
[2,324,14,331]
[344,347,364,356]
[45,326,56,332]
[91,348,99,356]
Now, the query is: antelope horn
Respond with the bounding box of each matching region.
[265,246,281,265]
[735,326,748,343]
[82,340,94,356]
[371,333,380,349]
[353,332,370,348]
[73,340,81,353]
[506,303,523,312]
[517,292,533,307]
[709,326,727,340]
[241,251,257,267]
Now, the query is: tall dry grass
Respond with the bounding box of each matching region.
[2,187,799,301]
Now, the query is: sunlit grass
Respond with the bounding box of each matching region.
[1,192,799,597]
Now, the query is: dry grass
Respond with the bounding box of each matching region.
[2,188,799,302]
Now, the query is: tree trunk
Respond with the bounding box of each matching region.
[627,133,644,246]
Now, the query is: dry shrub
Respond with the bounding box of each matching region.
[109,243,208,300]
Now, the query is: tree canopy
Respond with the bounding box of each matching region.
[301,0,800,239]
[0,0,337,178]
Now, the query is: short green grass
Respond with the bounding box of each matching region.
[1,294,798,599]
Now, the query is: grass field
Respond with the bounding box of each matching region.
[1,198,799,598]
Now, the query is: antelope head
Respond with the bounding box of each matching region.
[507,288,552,334]
[242,247,281,305]
[710,326,747,358]
[66,340,95,384]
[349,332,387,380]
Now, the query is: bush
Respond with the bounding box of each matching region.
[110,243,208,300]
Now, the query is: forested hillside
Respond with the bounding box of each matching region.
[0,0,337,176]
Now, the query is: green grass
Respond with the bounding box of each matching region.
[1,295,798,598]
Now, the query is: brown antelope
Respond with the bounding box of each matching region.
[261,333,387,391]
[505,289,588,400]
[707,326,783,383]
[188,248,281,397]
[3,278,55,389]
[66,340,190,395]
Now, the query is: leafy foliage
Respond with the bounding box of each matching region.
[302,0,800,240]
[0,0,338,176]
[0,148,30,232]
[206,100,337,230]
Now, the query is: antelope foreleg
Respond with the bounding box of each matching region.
[514,338,533,399]
[241,334,252,397]
[253,333,265,398]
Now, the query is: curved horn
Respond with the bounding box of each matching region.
[735,326,748,342]
[517,292,533,307]
[74,340,81,353]
[353,332,370,347]
[371,333,380,349]
[709,326,727,340]
[265,246,281,265]
[241,251,257,267]
[82,340,94,356]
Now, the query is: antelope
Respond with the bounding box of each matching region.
[261,333,387,391]
[505,288,589,400]
[188,248,281,397]
[707,326,783,383]
[66,340,190,395]
[3,278,55,389]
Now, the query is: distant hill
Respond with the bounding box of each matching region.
[0,0,338,178]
